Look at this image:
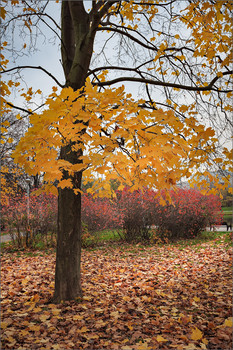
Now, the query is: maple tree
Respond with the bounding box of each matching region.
[1,0,232,302]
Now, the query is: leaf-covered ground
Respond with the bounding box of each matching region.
[1,238,232,350]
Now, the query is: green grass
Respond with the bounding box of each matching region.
[1,228,232,254]
[223,214,232,221]
[81,229,122,248]
[84,229,232,252]
[219,207,232,223]
[222,206,232,213]
[98,229,122,241]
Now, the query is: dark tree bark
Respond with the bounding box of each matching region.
[52,0,116,303]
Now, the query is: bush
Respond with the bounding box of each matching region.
[115,187,223,243]
[153,189,223,241]
[81,193,122,232]
[116,187,155,243]
[1,192,57,248]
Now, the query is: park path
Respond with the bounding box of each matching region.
[1,234,13,243]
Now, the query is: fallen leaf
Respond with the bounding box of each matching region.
[29,324,41,332]
[1,321,8,330]
[156,335,168,343]
[191,327,203,341]
[223,317,232,328]
[193,296,200,302]
[73,315,83,321]
[77,326,89,333]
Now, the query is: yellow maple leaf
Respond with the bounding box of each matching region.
[52,308,61,316]
[21,277,30,286]
[156,335,168,343]
[52,345,61,350]
[58,179,73,189]
[191,327,203,340]
[29,324,41,332]
[20,329,29,336]
[39,314,50,322]
[78,326,89,333]
[223,317,232,328]
[73,315,83,321]
[1,321,8,330]
[136,342,152,349]
[30,294,40,302]
[193,296,200,302]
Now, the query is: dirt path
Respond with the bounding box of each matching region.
[0,234,12,243]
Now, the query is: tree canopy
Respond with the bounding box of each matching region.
[1,0,232,199]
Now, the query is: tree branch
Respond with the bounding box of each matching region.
[5,100,48,118]
[94,70,233,92]
[98,26,157,51]
[1,66,64,88]
[6,102,33,115]
[98,25,194,54]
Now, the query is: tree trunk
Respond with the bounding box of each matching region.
[53,142,83,303]
[53,174,82,302]
[52,1,94,303]
[52,0,115,303]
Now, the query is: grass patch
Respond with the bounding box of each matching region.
[98,229,121,242]
[81,229,121,248]
[0,232,57,254]
[1,228,232,254]
[222,206,232,212]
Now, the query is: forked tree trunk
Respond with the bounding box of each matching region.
[52,0,103,303]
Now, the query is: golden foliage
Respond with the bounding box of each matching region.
[12,79,232,197]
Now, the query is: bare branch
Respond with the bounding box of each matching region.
[6,102,33,115]
[98,26,158,51]
[1,66,64,88]
[94,70,233,93]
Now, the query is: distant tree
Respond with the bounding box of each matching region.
[1,0,232,302]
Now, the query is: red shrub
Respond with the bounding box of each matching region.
[1,192,57,247]
[81,193,122,232]
[153,188,223,240]
[115,187,223,242]
[115,187,156,242]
